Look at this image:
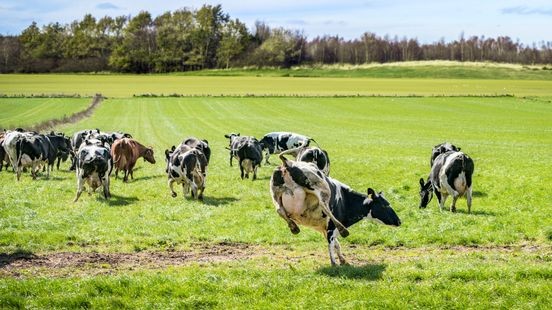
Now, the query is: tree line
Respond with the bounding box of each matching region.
[1,5,551,73]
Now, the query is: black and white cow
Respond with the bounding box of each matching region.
[15,133,56,180]
[236,137,263,180]
[47,132,72,170]
[3,130,33,173]
[270,155,401,265]
[430,142,460,167]
[296,146,330,176]
[165,147,207,200]
[181,137,211,164]
[70,129,113,170]
[419,151,474,213]
[0,136,8,172]
[224,133,249,167]
[259,132,313,164]
[107,131,133,142]
[74,139,112,202]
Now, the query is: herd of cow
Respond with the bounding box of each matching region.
[0,128,475,265]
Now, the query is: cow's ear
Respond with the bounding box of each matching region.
[457,147,461,151]
[164,149,170,158]
[419,178,425,187]
[224,134,230,138]
[171,145,176,152]
[367,188,376,197]
[202,139,209,145]
[237,133,240,136]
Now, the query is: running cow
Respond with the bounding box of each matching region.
[74,139,112,202]
[165,146,207,200]
[270,155,401,265]
[259,132,313,164]
[419,151,474,213]
[237,137,263,180]
[111,138,156,182]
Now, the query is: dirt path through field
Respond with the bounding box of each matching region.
[1,242,549,278]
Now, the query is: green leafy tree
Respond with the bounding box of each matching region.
[217,19,250,68]
[109,11,155,72]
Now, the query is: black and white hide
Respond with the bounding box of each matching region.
[297,146,330,176]
[224,133,248,167]
[14,133,56,180]
[47,132,72,170]
[237,137,263,180]
[165,147,207,200]
[270,155,401,265]
[181,137,211,164]
[74,139,112,202]
[419,151,474,213]
[259,132,312,164]
[430,142,460,167]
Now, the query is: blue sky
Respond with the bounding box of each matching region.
[1,0,551,45]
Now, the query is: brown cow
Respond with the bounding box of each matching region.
[111,138,155,182]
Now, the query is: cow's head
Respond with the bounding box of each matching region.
[259,136,275,153]
[143,147,156,164]
[418,178,433,208]
[364,188,401,226]
[224,133,240,144]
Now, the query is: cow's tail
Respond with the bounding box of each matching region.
[309,138,319,147]
[15,139,23,167]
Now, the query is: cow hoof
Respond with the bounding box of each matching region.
[171,193,177,198]
[290,226,300,234]
[339,229,350,238]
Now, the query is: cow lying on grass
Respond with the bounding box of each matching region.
[270,155,401,266]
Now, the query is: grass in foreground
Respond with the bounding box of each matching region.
[0,96,550,308]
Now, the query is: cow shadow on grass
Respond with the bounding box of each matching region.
[317,263,386,281]
[202,196,239,207]
[115,174,165,183]
[101,194,139,206]
[0,249,36,268]
[472,191,488,198]
[454,208,497,216]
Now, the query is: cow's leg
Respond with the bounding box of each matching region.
[190,181,198,199]
[114,167,119,179]
[327,229,347,266]
[327,230,338,266]
[128,162,135,180]
[272,193,300,234]
[229,154,233,167]
[56,157,61,170]
[74,174,85,202]
[103,175,111,199]
[265,151,271,164]
[317,190,349,237]
[182,180,191,198]
[450,195,458,212]
[438,192,448,212]
[168,179,177,197]
[466,186,473,214]
[16,166,22,181]
[252,165,258,181]
[239,160,245,179]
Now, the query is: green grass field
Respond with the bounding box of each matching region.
[0,98,90,129]
[1,93,551,308]
[2,73,552,97]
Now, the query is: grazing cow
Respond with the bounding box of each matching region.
[74,139,112,202]
[165,147,207,200]
[296,146,330,176]
[111,138,156,182]
[181,137,211,164]
[270,155,401,265]
[47,132,72,170]
[430,142,460,167]
[15,133,56,180]
[419,151,474,213]
[236,137,263,180]
[259,132,313,164]
[224,133,249,166]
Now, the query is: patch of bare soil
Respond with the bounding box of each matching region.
[0,242,264,278]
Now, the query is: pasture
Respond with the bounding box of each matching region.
[0,85,551,307]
